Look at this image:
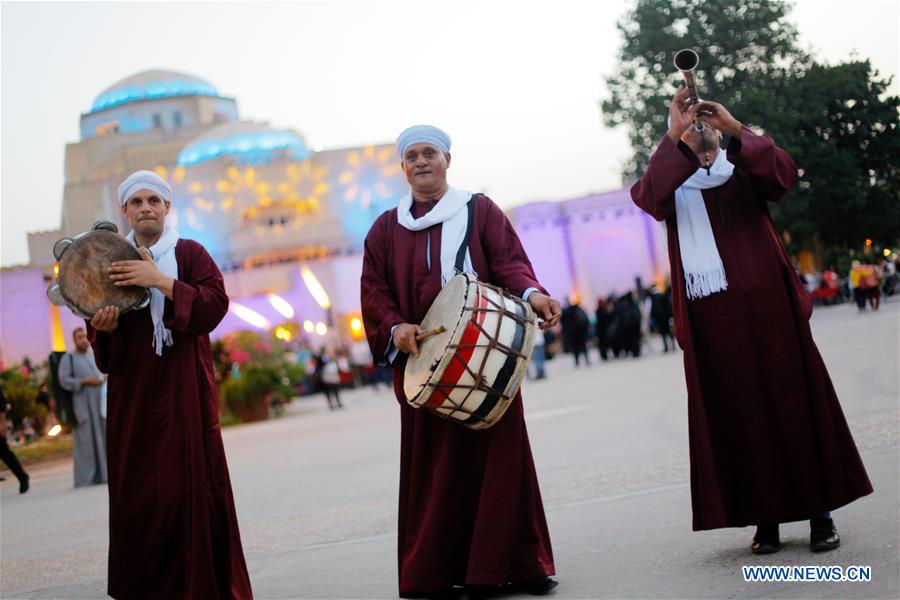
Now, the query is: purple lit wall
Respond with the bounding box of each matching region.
[58,305,87,346]
[512,203,574,300]
[212,259,362,342]
[4,187,668,365]
[509,188,668,305]
[1,269,51,366]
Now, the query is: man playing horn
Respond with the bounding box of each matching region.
[631,88,872,554]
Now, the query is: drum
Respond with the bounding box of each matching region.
[404,273,537,430]
[47,221,151,319]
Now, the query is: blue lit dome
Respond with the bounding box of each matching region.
[177,122,312,166]
[90,70,220,113]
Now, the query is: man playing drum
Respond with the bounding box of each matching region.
[361,125,562,598]
[87,171,253,599]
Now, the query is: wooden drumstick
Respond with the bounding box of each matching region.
[416,325,446,342]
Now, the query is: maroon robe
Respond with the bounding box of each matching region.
[631,127,873,530]
[89,239,253,599]
[361,194,555,596]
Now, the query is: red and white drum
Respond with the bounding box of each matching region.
[404,273,537,430]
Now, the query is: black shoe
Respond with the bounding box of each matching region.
[810,517,841,552]
[19,474,30,494]
[751,524,781,554]
[515,577,559,596]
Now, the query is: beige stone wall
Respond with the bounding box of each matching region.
[26,229,63,271]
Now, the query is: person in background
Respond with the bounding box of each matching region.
[561,297,591,366]
[58,327,108,487]
[0,386,30,494]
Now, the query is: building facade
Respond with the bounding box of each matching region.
[3,69,668,366]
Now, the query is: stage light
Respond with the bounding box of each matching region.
[301,266,331,309]
[315,322,328,336]
[349,316,364,340]
[230,302,271,330]
[303,320,314,333]
[274,326,293,342]
[267,293,295,319]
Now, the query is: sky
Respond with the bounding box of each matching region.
[1,0,898,266]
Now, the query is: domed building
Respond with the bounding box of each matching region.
[8,68,664,365]
[28,69,240,267]
[23,69,409,356]
[80,70,236,138]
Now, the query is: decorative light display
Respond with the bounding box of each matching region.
[217,166,275,215]
[274,326,293,342]
[337,145,404,239]
[153,165,186,185]
[301,266,331,309]
[267,293,295,319]
[349,316,364,340]
[229,302,271,330]
[282,161,329,212]
[339,146,400,209]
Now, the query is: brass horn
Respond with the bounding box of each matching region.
[673,48,710,131]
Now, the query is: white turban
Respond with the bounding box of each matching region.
[396,125,451,157]
[117,170,172,206]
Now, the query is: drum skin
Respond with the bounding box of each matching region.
[57,230,147,317]
[404,274,537,430]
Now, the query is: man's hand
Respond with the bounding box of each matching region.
[393,323,424,358]
[108,248,168,289]
[81,378,103,387]
[91,306,120,332]
[109,248,175,299]
[667,86,695,143]
[692,101,742,138]
[528,293,562,330]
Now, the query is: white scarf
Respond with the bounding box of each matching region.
[674,149,734,300]
[126,226,180,356]
[397,186,476,286]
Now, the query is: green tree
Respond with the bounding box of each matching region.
[602,0,808,178]
[602,0,900,260]
[765,60,900,260]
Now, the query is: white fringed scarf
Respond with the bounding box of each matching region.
[397,186,475,286]
[126,226,179,355]
[675,149,735,300]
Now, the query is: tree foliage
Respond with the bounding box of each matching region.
[766,60,900,257]
[602,0,900,258]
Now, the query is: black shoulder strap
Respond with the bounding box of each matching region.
[454,194,478,274]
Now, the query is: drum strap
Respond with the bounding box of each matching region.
[454,194,479,275]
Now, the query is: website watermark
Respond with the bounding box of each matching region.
[742,565,872,583]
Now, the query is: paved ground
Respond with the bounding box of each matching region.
[2,298,898,599]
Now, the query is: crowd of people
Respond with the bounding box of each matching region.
[803,255,897,311]
[543,253,899,375]
[544,285,676,372]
